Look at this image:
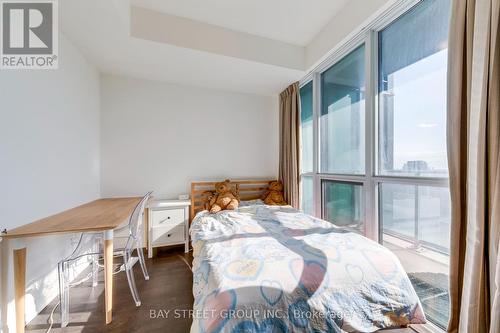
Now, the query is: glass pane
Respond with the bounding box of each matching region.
[380,182,451,329]
[417,185,451,252]
[300,81,313,173]
[380,183,416,239]
[300,176,314,215]
[378,0,451,177]
[322,180,364,234]
[320,45,365,174]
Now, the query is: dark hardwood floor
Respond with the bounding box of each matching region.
[26,247,194,333]
[26,247,421,333]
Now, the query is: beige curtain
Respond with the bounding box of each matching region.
[447,0,500,332]
[279,82,300,208]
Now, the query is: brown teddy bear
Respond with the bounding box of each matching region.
[262,180,287,206]
[201,191,215,211]
[208,180,239,213]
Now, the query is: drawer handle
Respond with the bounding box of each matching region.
[167,234,171,237]
[159,217,171,224]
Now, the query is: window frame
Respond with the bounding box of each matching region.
[319,43,367,176]
[298,0,449,243]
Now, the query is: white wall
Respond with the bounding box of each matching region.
[0,34,100,332]
[100,75,278,199]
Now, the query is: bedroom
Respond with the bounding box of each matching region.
[0,0,498,332]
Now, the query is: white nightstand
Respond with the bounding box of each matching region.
[147,199,191,258]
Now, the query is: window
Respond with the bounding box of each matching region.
[316,44,367,236]
[299,81,314,214]
[298,0,452,328]
[322,180,364,233]
[377,0,451,328]
[378,0,450,177]
[380,183,451,253]
[320,45,365,175]
[300,176,314,215]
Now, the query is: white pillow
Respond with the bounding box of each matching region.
[238,199,265,207]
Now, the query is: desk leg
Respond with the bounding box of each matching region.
[13,246,26,333]
[103,230,114,324]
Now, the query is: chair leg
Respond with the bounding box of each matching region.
[92,237,100,287]
[58,261,70,328]
[123,251,141,306]
[136,245,150,281]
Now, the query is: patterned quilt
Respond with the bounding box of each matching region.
[190,204,425,333]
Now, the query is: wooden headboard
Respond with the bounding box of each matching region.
[190,179,276,222]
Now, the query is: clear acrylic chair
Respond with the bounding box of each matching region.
[58,192,152,328]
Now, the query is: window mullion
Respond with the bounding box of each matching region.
[312,72,321,218]
[364,30,378,241]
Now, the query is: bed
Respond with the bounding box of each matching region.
[189,180,426,333]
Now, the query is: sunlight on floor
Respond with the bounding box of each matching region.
[383,233,450,329]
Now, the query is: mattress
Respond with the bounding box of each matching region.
[189,203,425,333]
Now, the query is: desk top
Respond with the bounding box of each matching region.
[1,197,142,239]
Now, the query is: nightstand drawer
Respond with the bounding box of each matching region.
[151,208,185,227]
[151,224,185,245]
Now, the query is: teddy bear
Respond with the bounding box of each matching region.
[208,179,239,213]
[262,180,287,206]
[201,191,215,211]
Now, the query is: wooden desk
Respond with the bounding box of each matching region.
[1,197,142,333]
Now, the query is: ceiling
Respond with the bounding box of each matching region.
[60,0,350,95]
[131,0,350,47]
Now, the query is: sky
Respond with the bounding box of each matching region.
[388,49,448,174]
